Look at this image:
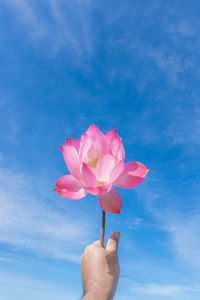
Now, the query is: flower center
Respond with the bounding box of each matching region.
[87,157,98,170]
[87,157,108,186]
[98,180,107,186]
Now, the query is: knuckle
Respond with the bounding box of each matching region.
[85,244,92,253]
[84,241,100,254]
[93,240,100,245]
[81,254,84,263]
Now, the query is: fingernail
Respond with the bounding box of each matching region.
[113,232,120,240]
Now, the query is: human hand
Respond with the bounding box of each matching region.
[81,232,120,300]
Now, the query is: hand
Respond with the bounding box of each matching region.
[81,232,120,300]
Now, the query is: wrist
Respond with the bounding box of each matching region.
[82,284,112,300]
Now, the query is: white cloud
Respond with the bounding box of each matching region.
[0,165,96,262]
[0,257,17,263]
[167,212,200,269]
[4,0,46,38]
[136,174,200,270]
[164,103,200,152]
[147,45,183,83]
[168,21,196,37]
[125,217,143,230]
[2,0,93,61]
[130,282,200,296]
[0,271,77,300]
[0,153,4,164]
[49,0,93,56]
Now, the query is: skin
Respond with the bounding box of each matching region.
[81,232,120,300]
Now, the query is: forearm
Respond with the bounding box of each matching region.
[81,233,120,300]
[82,288,113,300]
[82,274,117,300]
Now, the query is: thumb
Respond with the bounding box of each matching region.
[106,232,120,252]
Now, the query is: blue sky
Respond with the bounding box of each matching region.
[0,0,200,299]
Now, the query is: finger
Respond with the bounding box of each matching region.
[93,240,106,249]
[93,240,101,246]
[106,231,120,252]
[85,241,104,253]
[81,253,84,263]
[85,240,100,250]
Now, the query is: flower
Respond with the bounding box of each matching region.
[54,124,149,213]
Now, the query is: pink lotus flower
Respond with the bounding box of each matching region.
[54,124,149,214]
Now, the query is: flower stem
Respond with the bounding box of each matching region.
[100,210,106,247]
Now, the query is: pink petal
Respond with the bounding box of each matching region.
[111,138,120,157]
[86,124,104,142]
[102,138,109,155]
[61,145,81,180]
[86,124,105,158]
[54,175,81,192]
[84,184,112,195]
[81,163,98,187]
[113,161,149,188]
[65,138,80,153]
[105,129,118,147]
[111,137,125,161]
[96,153,115,182]
[117,138,125,161]
[87,144,96,161]
[109,160,125,183]
[79,133,92,162]
[54,175,87,200]
[98,187,122,214]
[106,129,125,161]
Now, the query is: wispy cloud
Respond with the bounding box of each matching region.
[168,21,197,37]
[0,164,95,262]
[0,271,76,300]
[4,0,47,38]
[163,103,200,153]
[3,0,200,88]
[147,45,183,83]
[130,282,200,296]
[0,153,4,164]
[136,172,200,271]
[48,0,93,57]
[124,217,143,230]
[167,211,200,269]
[0,257,18,263]
[2,0,94,62]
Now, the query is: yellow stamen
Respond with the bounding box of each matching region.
[87,158,98,169]
[98,181,107,186]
